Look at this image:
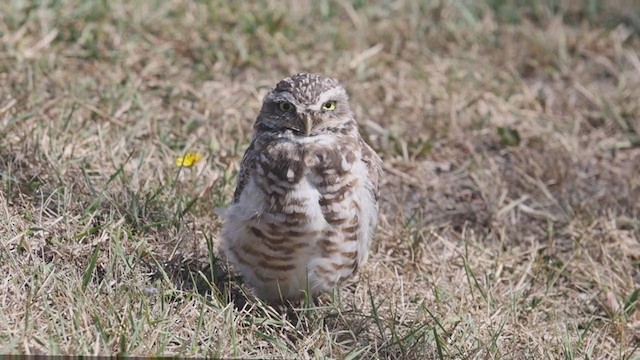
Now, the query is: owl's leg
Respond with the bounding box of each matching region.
[311,294,321,307]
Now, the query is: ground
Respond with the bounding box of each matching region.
[1,0,639,358]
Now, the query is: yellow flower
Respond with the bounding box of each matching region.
[176,152,203,167]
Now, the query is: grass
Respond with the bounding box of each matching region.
[1,0,639,358]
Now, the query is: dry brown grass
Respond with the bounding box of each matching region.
[1,0,640,358]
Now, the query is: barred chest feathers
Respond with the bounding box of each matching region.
[221,131,378,302]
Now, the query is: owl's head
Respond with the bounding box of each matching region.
[255,73,353,136]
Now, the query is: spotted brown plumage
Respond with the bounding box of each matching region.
[220,73,382,302]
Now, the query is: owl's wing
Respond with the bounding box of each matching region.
[360,138,382,202]
[232,139,257,203]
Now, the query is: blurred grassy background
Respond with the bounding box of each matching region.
[1,0,639,358]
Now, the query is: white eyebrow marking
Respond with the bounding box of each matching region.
[312,87,346,110]
[266,91,297,105]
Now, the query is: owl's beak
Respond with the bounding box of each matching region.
[304,115,313,136]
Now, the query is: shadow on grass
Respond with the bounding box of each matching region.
[153,251,251,311]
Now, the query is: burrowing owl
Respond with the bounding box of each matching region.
[220,73,382,303]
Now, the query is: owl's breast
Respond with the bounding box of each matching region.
[222,132,377,301]
[253,133,367,208]
[300,135,362,188]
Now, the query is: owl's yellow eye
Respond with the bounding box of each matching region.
[322,101,336,111]
[279,102,294,111]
